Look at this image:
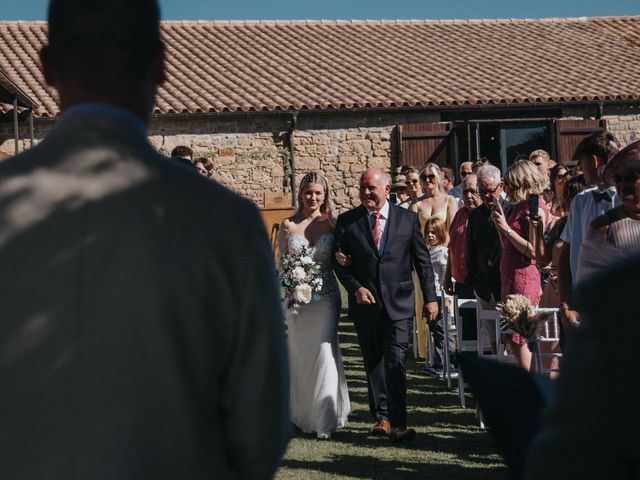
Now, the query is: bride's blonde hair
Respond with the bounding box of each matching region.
[297,172,334,221]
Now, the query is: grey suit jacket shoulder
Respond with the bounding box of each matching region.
[0,113,289,480]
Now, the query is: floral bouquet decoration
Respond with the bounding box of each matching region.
[280,245,324,313]
[496,294,556,372]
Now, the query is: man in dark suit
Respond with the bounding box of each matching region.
[333,168,438,442]
[0,1,289,479]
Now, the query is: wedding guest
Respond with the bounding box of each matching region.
[465,165,504,352]
[547,163,570,225]
[557,131,619,328]
[170,145,193,161]
[278,172,350,440]
[536,175,587,348]
[529,149,551,185]
[0,1,290,478]
[578,141,640,282]
[449,161,474,202]
[491,160,548,371]
[422,217,455,377]
[440,167,455,194]
[194,156,212,177]
[170,145,197,171]
[391,175,412,208]
[403,167,422,206]
[443,173,482,341]
[411,163,458,359]
[411,163,458,236]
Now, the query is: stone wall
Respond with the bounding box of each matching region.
[603,113,640,146]
[3,107,640,213]
[293,128,392,211]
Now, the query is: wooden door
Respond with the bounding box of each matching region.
[398,122,453,168]
[554,119,607,165]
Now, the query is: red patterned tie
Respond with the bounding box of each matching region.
[371,211,382,249]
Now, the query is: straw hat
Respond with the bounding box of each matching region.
[391,175,408,191]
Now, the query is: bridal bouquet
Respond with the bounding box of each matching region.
[280,245,324,311]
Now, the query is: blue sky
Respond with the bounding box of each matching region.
[3,0,640,21]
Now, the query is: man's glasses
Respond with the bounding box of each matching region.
[462,188,479,195]
[405,179,419,185]
[460,171,472,178]
[420,174,437,182]
[478,185,500,196]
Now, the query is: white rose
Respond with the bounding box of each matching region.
[312,277,323,288]
[293,267,306,281]
[300,256,314,265]
[294,284,313,304]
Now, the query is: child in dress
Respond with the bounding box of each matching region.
[423,217,456,376]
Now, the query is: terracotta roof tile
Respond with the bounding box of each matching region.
[0,16,640,117]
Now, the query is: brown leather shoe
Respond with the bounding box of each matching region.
[370,420,391,435]
[389,427,416,443]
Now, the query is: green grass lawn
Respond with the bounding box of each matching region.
[276,288,509,480]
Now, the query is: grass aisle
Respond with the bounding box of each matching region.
[276,317,509,480]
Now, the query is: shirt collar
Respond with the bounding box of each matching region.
[62,102,148,136]
[367,200,390,219]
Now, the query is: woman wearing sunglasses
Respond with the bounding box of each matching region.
[402,167,423,208]
[578,140,640,283]
[410,162,459,360]
[410,163,459,234]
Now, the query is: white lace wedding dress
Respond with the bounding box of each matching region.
[281,232,350,438]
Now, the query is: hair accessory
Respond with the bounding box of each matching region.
[299,172,327,192]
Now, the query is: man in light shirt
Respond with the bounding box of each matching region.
[557,131,620,327]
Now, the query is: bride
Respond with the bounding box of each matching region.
[278,172,351,439]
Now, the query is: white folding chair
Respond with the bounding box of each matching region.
[440,290,456,388]
[450,295,478,408]
[530,307,562,376]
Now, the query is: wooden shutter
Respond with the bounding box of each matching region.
[398,122,452,168]
[554,119,607,165]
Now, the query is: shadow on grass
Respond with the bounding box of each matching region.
[282,454,507,480]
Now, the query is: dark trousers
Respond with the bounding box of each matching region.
[354,311,410,428]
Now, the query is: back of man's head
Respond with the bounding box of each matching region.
[572,130,619,164]
[45,0,163,94]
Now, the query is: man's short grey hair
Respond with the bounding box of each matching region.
[461,173,477,187]
[459,161,473,172]
[476,165,501,184]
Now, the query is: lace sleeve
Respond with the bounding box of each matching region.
[276,222,289,270]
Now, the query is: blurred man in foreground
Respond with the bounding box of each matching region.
[0,1,289,478]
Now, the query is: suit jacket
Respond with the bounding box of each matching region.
[0,112,289,480]
[332,204,437,321]
[523,254,640,479]
[465,203,502,302]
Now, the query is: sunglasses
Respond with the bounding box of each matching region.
[479,186,500,196]
[405,179,419,185]
[420,174,437,182]
[460,171,472,177]
[614,174,640,184]
[462,188,479,195]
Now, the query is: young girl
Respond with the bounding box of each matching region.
[423,217,455,376]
